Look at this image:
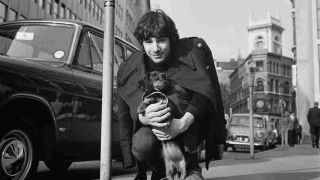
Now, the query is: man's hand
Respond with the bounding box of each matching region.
[152,112,194,141]
[138,100,171,127]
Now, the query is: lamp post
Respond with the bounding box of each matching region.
[246,60,256,158]
[279,98,286,150]
[100,1,115,179]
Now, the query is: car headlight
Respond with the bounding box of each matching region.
[228,134,237,140]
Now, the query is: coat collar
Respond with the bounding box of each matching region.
[118,42,196,87]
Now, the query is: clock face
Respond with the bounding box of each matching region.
[256,100,264,108]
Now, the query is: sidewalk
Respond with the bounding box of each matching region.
[113,144,320,180]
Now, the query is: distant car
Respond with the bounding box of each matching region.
[0,19,138,179]
[225,113,276,152]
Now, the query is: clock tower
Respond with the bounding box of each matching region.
[248,11,284,55]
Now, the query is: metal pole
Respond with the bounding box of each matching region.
[100,1,115,179]
[249,77,255,158]
[280,100,284,150]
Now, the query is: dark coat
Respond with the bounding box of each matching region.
[117,37,226,169]
[307,106,320,127]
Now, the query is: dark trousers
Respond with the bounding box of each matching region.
[131,122,200,180]
[288,129,296,147]
[296,132,302,144]
[310,126,320,147]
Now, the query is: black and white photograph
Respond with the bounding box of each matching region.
[0,0,319,180]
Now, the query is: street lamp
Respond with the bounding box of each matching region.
[246,60,256,158]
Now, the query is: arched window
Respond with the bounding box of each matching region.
[273,35,281,54]
[255,36,265,49]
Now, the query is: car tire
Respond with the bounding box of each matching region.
[224,145,228,151]
[45,153,72,172]
[261,141,267,151]
[0,127,39,180]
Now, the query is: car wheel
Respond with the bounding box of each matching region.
[45,153,72,172]
[261,141,267,151]
[0,128,39,180]
[224,145,228,151]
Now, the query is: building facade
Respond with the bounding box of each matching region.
[293,0,320,142]
[216,60,238,116]
[0,0,150,47]
[230,13,294,132]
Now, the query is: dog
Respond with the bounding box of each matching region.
[138,71,186,180]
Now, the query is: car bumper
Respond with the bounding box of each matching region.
[226,140,263,147]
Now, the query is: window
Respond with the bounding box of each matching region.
[269,79,274,92]
[255,36,265,49]
[60,4,66,18]
[76,31,128,75]
[275,80,279,93]
[8,9,17,21]
[39,0,45,9]
[67,9,72,19]
[256,78,264,91]
[0,24,74,62]
[0,2,5,23]
[256,61,263,72]
[90,33,103,72]
[77,33,92,68]
[85,0,88,9]
[126,46,135,59]
[53,1,58,18]
[46,0,52,15]
[71,13,76,20]
[283,81,290,94]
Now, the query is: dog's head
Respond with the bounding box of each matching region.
[138,71,169,92]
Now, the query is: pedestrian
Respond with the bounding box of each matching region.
[296,123,302,144]
[117,9,226,180]
[288,112,298,147]
[307,101,320,148]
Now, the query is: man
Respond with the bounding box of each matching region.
[117,10,226,180]
[288,112,298,147]
[307,101,320,148]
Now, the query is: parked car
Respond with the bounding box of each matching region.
[225,113,276,152]
[0,19,138,180]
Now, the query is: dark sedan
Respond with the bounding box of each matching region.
[0,19,138,180]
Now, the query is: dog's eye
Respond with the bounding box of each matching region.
[161,74,167,80]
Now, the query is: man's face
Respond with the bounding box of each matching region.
[143,37,170,64]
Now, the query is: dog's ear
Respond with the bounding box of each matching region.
[138,73,151,91]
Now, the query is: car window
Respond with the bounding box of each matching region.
[90,33,103,72]
[126,46,135,59]
[230,116,265,128]
[76,30,126,76]
[77,33,92,68]
[0,24,74,62]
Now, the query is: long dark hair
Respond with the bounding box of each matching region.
[134,9,180,50]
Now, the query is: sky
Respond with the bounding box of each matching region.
[150,0,293,61]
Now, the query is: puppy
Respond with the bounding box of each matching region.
[138,71,186,180]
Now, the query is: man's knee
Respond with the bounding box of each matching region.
[132,127,161,162]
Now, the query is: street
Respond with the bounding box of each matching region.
[34,144,320,180]
[34,150,249,180]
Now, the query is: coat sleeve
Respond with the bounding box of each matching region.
[197,38,227,169]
